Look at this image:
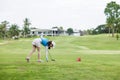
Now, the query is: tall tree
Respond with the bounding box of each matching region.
[104,1,120,37]
[92,24,108,34]
[67,28,73,35]
[0,24,4,39]
[57,26,64,34]
[23,18,31,37]
[8,24,20,38]
[0,21,9,39]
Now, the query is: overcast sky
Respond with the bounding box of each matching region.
[0,0,120,30]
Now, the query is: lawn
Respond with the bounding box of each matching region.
[0,34,120,80]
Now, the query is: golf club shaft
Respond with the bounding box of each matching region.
[48,50,54,60]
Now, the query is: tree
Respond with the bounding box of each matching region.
[23,18,31,37]
[67,28,73,35]
[58,26,64,34]
[0,24,4,39]
[86,29,94,35]
[8,24,20,38]
[0,21,9,39]
[104,1,120,37]
[92,24,109,34]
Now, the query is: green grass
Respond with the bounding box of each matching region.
[0,34,120,80]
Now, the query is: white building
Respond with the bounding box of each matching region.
[30,28,58,36]
[30,28,82,36]
[72,29,81,36]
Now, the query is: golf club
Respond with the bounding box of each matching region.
[48,50,55,61]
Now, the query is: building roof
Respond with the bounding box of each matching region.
[30,28,57,32]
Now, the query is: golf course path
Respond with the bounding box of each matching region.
[0,42,8,45]
[77,46,90,50]
[77,50,120,54]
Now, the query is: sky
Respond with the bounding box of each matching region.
[0,0,120,30]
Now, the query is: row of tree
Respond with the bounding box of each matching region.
[86,1,120,39]
[0,18,31,39]
[0,18,75,39]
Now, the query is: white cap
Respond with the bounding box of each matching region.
[52,41,56,48]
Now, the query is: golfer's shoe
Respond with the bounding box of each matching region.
[37,60,44,63]
[26,57,30,62]
[51,59,55,61]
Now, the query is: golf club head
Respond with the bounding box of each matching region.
[46,58,48,62]
[51,59,55,61]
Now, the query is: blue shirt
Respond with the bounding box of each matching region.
[41,38,49,46]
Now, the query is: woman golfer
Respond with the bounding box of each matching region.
[26,34,55,62]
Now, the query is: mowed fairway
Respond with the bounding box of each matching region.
[0,34,120,80]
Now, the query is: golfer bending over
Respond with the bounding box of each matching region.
[26,34,55,62]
